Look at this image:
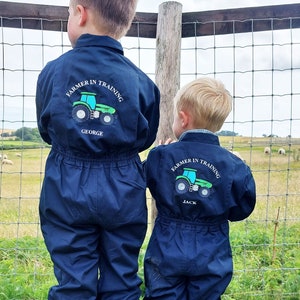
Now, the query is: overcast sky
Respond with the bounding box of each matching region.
[1,0,300,137]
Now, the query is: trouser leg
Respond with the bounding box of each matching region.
[186,273,231,300]
[98,218,147,300]
[41,214,100,300]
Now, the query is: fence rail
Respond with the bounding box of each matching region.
[1,2,300,37]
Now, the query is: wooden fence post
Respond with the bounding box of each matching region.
[155,1,182,143]
[150,1,182,228]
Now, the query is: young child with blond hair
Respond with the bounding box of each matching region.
[144,77,255,300]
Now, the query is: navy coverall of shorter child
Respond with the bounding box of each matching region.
[144,130,256,300]
[36,34,160,300]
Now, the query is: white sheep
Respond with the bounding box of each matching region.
[2,154,8,160]
[278,148,286,155]
[264,147,271,155]
[2,158,13,165]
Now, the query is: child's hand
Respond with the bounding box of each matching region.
[159,138,176,145]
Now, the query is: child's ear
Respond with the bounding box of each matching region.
[179,110,190,129]
[77,5,88,26]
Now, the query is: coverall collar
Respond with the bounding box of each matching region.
[74,34,124,55]
[178,129,220,146]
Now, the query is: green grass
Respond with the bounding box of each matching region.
[0,138,299,299]
[0,227,299,300]
[0,238,54,300]
[224,222,300,299]
[0,140,46,150]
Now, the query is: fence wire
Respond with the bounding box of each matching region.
[0,7,299,300]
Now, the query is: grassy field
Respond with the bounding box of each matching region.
[0,137,299,299]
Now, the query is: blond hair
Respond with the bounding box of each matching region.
[174,77,232,132]
[72,0,137,39]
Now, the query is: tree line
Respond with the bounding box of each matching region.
[1,127,239,142]
[1,127,42,142]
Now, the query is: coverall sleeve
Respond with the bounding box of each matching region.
[145,146,162,198]
[138,83,160,152]
[228,164,256,221]
[35,71,52,145]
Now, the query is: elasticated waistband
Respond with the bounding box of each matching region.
[50,145,140,167]
[157,215,228,231]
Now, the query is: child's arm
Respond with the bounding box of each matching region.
[228,164,256,221]
[35,79,52,145]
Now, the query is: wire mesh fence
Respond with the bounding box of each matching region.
[0,2,299,299]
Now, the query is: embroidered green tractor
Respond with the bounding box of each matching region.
[72,92,116,125]
[175,167,212,197]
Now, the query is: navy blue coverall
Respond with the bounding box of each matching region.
[36,34,160,300]
[144,130,256,300]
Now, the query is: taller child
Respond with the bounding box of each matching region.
[35,0,160,299]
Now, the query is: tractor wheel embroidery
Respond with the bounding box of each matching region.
[100,113,114,125]
[199,187,211,197]
[175,178,189,194]
[175,167,212,198]
[72,104,90,122]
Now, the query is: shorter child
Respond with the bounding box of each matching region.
[144,77,256,299]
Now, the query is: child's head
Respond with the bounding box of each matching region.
[68,0,138,46]
[172,77,232,138]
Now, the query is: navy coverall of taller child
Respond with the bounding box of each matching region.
[36,34,160,300]
[144,130,256,300]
